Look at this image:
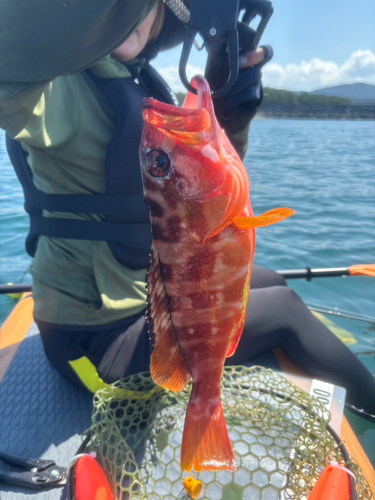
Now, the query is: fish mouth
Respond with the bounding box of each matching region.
[142,76,218,145]
[142,75,211,114]
[142,98,209,137]
[142,98,195,115]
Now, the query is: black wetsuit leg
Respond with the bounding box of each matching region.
[226,285,375,414]
[37,265,375,414]
[250,265,287,289]
[36,265,281,391]
[36,312,151,391]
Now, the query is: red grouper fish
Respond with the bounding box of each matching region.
[140,75,294,472]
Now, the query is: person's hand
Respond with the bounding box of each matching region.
[239,46,269,68]
[211,45,273,159]
[223,45,273,110]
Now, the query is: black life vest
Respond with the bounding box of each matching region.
[6,62,175,269]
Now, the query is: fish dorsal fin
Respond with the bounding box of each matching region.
[148,248,191,392]
[233,208,295,230]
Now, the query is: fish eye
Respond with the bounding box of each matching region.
[146,149,171,178]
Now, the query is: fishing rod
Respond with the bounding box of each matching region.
[306,303,375,324]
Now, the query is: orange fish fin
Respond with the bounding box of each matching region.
[233,207,295,230]
[181,398,237,472]
[148,249,191,393]
[226,318,245,358]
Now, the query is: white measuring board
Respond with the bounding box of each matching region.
[277,374,347,500]
[282,373,346,434]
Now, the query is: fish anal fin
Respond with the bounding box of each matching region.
[148,249,191,392]
[233,207,295,230]
[150,329,192,393]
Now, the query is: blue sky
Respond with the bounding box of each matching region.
[153,0,375,92]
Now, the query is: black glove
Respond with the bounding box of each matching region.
[210,45,273,159]
[223,45,273,111]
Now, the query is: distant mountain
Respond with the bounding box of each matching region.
[310,83,375,101]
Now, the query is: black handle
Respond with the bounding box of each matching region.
[0,467,65,490]
[0,451,54,471]
[0,284,32,294]
[179,0,273,95]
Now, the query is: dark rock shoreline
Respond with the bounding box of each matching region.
[257,104,375,120]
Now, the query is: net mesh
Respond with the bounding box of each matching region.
[84,366,373,500]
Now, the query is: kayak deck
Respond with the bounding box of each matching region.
[0,297,374,498]
[0,313,93,499]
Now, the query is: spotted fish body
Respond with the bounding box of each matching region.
[140,76,293,472]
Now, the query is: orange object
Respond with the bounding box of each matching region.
[0,293,33,350]
[349,264,375,277]
[309,463,351,500]
[183,477,203,499]
[75,455,114,500]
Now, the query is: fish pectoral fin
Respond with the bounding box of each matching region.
[233,207,295,230]
[148,249,191,393]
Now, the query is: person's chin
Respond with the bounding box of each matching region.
[112,38,142,62]
[112,48,135,62]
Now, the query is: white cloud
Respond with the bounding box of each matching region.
[262,50,375,91]
[155,50,375,92]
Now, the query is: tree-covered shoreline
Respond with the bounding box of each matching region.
[262,87,351,106]
[174,88,375,119]
[175,88,352,107]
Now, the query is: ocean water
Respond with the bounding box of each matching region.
[1,120,375,461]
[245,119,375,362]
[1,119,375,347]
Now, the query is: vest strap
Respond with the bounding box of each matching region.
[24,189,149,222]
[29,216,151,246]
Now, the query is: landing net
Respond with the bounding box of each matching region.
[84,366,372,499]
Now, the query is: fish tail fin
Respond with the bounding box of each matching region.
[181,396,237,472]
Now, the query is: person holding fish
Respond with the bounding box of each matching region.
[1,0,374,444]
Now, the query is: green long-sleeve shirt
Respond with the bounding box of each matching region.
[0,0,255,327]
[0,0,157,326]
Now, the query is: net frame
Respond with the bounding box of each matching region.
[80,366,372,500]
